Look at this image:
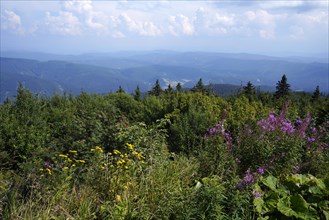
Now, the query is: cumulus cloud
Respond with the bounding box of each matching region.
[45,11,81,35]
[117,13,161,36]
[1,10,25,34]
[169,14,195,36]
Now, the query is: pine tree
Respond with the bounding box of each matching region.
[149,79,163,96]
[311,85,320,102]
[134,85,141,101]
[274,74,290,99]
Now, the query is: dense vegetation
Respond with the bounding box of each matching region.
[1,78,329,219]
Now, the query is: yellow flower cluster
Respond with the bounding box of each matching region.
[91,146,103,153]
[39,168,52,176]
[57,150,86,171]
[132,151,145,160]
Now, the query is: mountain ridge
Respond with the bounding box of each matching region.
[1,51,328,101]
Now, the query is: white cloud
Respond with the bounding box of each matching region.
[259,29,275,39]
[63,0,93,14]
[259,1,304,10]
[116,13,161,36]
[289,26,304,39]
[169,14,195,36]
[45,11,81,35]
[1,10,25,34]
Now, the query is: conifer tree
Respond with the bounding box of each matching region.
[149,79,163,96]
[134,85,141,101]
[192,78,206,93]
[311,85,320,102]
[116,85,125,93]
[165,84,173,94]
[176,83,182,92]
[243,81,255,97]
[274,74,290,99]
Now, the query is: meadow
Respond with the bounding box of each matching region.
[0,80,328,219]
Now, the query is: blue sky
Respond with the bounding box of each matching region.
[1,0,328,57]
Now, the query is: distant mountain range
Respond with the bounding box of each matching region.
[1,51,328,101]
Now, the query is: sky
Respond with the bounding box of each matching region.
[1,0,328,57]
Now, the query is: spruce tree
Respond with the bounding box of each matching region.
[116,85,125,93]
[149,79,163,96]
[176,83,182,92]
[165,84,173,94]
[192,78,206,93]
[274,74,290,99]
[311,85,320,102]
[243,81,255,97]
[134,85,141,101]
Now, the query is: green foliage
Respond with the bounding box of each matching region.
[254,174,329,220]
[149,79,163,96]
[1,83,328,219]
[274,74,291,99]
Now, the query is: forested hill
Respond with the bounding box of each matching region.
[1,51,328,100]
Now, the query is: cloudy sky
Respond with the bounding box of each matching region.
[1,0,328,56]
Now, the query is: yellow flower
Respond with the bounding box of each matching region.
[113,149,120,155]
[46,168,52,175]
[39,168,44,171]
[126,143,134,150]
[116,194,122,203]
[69,150,77,154]
[71,164,76,167]
[58,154,68,158]
[124,166,128,169]
[76,159,86,163]
[62,167,69,170]
[95,146,103,153]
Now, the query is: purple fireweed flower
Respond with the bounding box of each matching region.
[296,119,303,126]
[257,167,265,175]
[253,190,262,198]
[310,127,317,133]
[307,137,316,143]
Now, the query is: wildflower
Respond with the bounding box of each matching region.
[72,164,76,167]
[257,167,265,175]
[58,154,68,158]
[253,190,262,198]
[113,149,120,155]
[296,119,302,126]
[39,168,44,171]
[69,150,77,154]
[46,168,52,175]
[243,169,254,184]
[44,161,51,168]
[236,182,245,190]
[76,159,86,163]
[62,166,69,170]
[126,143,134,150]
[307,137,316,143]
[95,146,103,153]
[116,195,122,203]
